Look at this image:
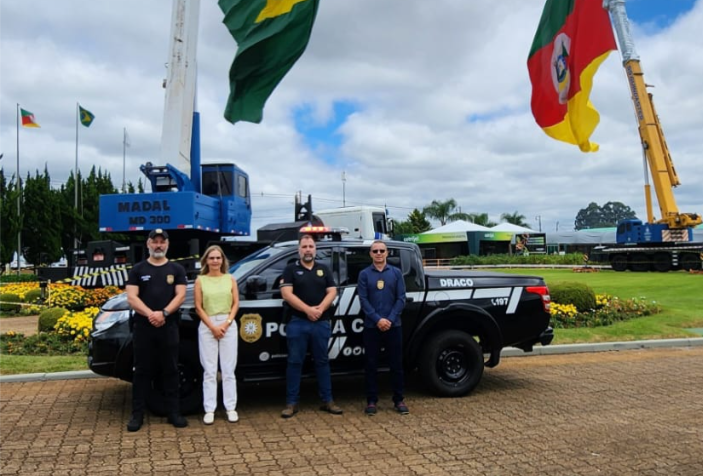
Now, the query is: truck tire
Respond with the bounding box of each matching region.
[653,252,672,272]
[418,330,484,397]
[611,254,628,272]
[147,340,203,416]
[680,253,702,271]
[629,253,650,272]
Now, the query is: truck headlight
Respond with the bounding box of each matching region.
[93,310,130,333]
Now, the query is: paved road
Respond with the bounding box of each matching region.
[1,346,702,475]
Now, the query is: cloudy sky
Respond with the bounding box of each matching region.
[2,0,701,235]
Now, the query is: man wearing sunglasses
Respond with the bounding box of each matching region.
[357,240,408,415]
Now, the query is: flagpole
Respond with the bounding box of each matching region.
[74,102,79,251]
[122,128,127,193]
[16,104,21,276]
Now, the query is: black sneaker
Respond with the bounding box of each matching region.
[394,401,410,415]
[364,403,377,416]
[167,414,188,428]
[127,413,143,432]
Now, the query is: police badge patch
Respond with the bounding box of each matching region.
[377,280,384,290]
[240,313,263,343]
[317,269,324,277]
[167,274,175,285]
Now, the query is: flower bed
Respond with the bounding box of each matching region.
[550,293,661,329]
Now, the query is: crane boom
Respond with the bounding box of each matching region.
[605,0,701,230]
[160,0,200,175]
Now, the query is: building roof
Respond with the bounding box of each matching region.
[422,220,490,234]
[490,223,536,233]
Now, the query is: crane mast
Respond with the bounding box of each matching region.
[604,0,701,231]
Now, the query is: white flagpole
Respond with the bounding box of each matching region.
[74,103,79,251]
[122,128,127,193]
[16,104,21,276]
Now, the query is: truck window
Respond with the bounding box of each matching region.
[372,212,387,234]
[339,247,401,285]
[236,174,248,199]
[202,169,233,196]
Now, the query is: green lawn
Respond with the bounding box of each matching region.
[0,355,88,375]
[497,268,703,344]
[2,269,702,375]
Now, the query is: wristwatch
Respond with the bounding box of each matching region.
[163,309,170,317]
[226,318,233,325]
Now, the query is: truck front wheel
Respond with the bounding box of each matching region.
[418,330,484,397]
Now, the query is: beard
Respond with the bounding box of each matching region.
[149,248,167,259]
[301,253,314,263]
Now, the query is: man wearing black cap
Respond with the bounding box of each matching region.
[125,228,188,431]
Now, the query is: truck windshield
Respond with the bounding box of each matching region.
[229,246,286,281]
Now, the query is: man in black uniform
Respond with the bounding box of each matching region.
[125,229,187,432]
[279,234,341,418]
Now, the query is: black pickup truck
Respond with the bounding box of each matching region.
[89,238,553,414]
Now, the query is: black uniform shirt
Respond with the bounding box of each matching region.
[280,260,336,320]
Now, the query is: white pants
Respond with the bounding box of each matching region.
[198,314,238,413]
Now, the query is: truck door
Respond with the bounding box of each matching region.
[334,246,369,372]
[235,252,293,380]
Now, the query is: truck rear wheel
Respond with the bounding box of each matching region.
[629,253,650,272]
[611,254,627,272]
[653,252,672,272]
[680,253,702,271]
[418,330,484,397]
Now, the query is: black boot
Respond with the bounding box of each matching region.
[127,413,143,432]
[167,414,188,428]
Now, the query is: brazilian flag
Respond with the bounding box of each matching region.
[79,105,95,127]
[219,0,319,124]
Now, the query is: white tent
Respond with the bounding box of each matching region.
[490,223,536,233]
[423,220,490,233]
[9,251,31,269]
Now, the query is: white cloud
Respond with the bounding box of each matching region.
[1,0,701,237]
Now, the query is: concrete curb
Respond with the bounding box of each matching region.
[2,338,703,383]
[0,370,105,383]
[501,337,703,357]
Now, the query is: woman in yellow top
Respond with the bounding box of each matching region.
[194,245,240,424]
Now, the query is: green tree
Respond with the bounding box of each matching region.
[23,167,63,264]
[500,211,528,227]
[422,199,470,226]
[1,172,23,265]
[467,212,497,227]
[391,209,432,236]
[407,209,432,233]
[574,201,637,230]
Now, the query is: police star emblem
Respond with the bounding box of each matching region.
[377,280,384,290]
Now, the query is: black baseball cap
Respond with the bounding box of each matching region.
[148,228,169,240]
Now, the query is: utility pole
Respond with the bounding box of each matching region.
[341,171,346,207]
[535,215,542,232]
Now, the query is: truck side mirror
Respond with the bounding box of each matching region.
[245,275,267,295]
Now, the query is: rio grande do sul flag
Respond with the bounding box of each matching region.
[528,0,616,152]
[20,108,40,128]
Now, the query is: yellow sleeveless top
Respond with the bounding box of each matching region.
[200,274,233,316]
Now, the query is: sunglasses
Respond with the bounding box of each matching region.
[371,249,386,254]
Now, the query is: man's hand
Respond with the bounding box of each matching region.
[148,310,166,327]
[377,318,392,332]
[307,305,323,322]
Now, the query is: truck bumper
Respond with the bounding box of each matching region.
[539,327,554,346]
[512,326,554,353]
